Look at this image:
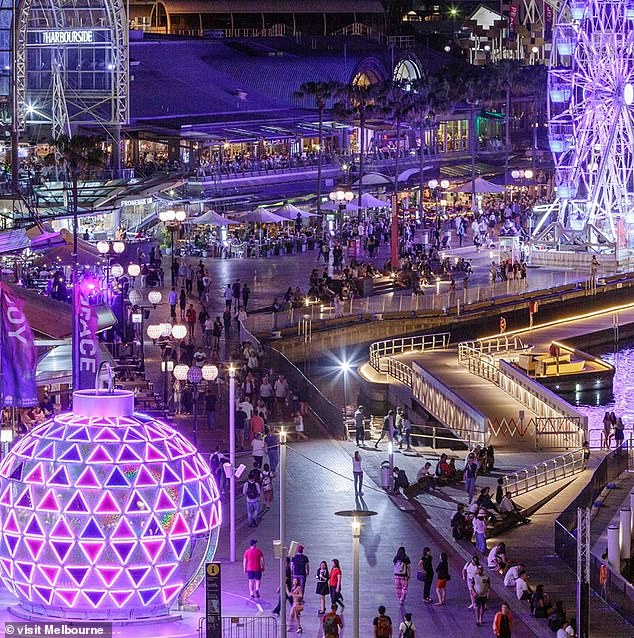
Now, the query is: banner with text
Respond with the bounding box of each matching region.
[75,283,100,390]
[1,284,38,407]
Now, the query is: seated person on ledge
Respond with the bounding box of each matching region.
[416,462,436,491]
[500,491,531,525]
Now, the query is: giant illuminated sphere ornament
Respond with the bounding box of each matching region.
[0,390,221,619]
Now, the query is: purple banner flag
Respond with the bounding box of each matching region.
[75,281,100,390]
[1,284,38,407]
[544,4,553,40]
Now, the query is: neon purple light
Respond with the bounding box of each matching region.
[0,405,221,620]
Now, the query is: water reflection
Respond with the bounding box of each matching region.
[573,345,633,442]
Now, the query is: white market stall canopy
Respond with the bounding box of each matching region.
[272,203,319,219]
[232,209,288,224]
[450,177,505,194]
[358,193,390,209]
[321,200,362,212]
[190,210,236,226]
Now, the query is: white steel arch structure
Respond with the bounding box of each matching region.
[533,0,634,256]
[15,0,128,138]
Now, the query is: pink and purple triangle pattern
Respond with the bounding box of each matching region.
[0,410,221,620]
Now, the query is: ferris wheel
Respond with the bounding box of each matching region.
[547,0,634,247]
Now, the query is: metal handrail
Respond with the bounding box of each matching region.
[458,335,526,362]
[502,447,585,497]
[369,332,451,373]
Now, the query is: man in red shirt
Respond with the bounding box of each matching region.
[242,539,265,598]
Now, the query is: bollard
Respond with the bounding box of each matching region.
[608,524,620,567]
[621,508,631,559]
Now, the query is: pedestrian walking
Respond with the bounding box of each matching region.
[272,557,292,616]
[261,463,273,510]
[288,578,304,634]
[291,545,310,594]
[418,547,433,603]
[582,441,590,469]
[354,405,366,446]
[434,552,450,605]
[472,565,490,626]
[179,288,187,320]
[242,539,264,599]
[322,604,343,638]
[474,509,488,554]
[242,475,261,528]
[185,304,197,341]
[493,603,513,638]
[205,391,216,429]
[265,428,279,475]
[393,546,411,605]
[398,612,415,638]
[464,452,479,503]
[168,287,177,319]
[373,605,393,638]
[375,410,394,448]
[462,555,480,609]
[251,432,266,468]
[328,559,344,610]
[352,450,364,496]
[315,560,330,614]
[401,412,412,451]
[224,284,233,310]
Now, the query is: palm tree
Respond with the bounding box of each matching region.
[294,81,343,214]
[444,64,488,209]
[407,74,452,219]
[334,82,382,208]
[377,79,415,197]
[47,135,105,390]
[485,60,526,190]
[521,64,548,176]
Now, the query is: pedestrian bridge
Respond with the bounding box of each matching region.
[364,331,589,451]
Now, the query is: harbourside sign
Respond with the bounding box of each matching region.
[43,30,94,44]
[29,29,109,45]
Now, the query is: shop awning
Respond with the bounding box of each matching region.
[0,229,30,255]
[31,229,103,267]
[352,172,393,187]
[37,342,116,386]
[450,177,505,194]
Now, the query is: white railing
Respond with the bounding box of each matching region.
[411,361,488,447]
[369,332,451,372]
[498,360,588,429]
[502,448,585,497]
[458,335,527,362]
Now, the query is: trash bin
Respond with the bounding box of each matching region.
[381,461,392,490]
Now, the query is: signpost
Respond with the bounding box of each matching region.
[205,563,222,638]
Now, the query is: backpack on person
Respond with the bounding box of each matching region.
[246,481,259,500]
[393,560,407,576]
[323,614,337,635]
[376,616,391,638]
[402,621,414,638]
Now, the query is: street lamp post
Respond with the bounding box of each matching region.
[229,364,236,563]
[159,209,186,286]
[428,179,450,232]
[334,510,377,638]
[340,360,351,440]
[161,359,174,409]
[187,366,203,446]
[329,188,354,231]
[279,427,288,637]
[96,240,125,305]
